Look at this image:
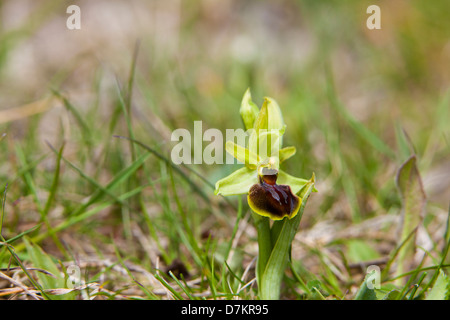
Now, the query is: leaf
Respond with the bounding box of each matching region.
[23,237,75,300]
[395,155,426,283]
[425,270,449,300]
[307,280,326,300]
[252,213,271,292]
[381,289,402,300]
[346,240,381,263]
[354,273,378,300]
[259,175,315,299]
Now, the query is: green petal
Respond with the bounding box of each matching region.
[265,97,284,132]
[248,129,283,166]
[279,146,296,163]
[277,170,317,194]
[225,141,259,169]
[240,88,260,131]
[214,167,258,196]
[253,99,267,133]
[253,97,284,133]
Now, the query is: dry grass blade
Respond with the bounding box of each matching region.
[41,283,98,296]
[0,97,57,124]
[0,267,55,277]
[0,270,41,300]
[0,283,99,299]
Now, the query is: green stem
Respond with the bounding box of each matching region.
[252,212,272,296]
[260,216,299,299]
[257,177,316,300]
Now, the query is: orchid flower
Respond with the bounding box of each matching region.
[214,88,314,220]
[214,89,316,300]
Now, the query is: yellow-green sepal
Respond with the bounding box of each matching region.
[253,97,284,133]
[214,166,258,196]
[225,140,260,169]
[277,170,318,194]
[279,146,296,163]
[240,88,260,131]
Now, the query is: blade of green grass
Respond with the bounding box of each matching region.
[46,141,133,209]
[14,183,148,252]
[168,270,195,300]
[23,237,76,300]
[15,143,66,254]
[381,226,419,281]
[289,260,311,295]
[121,40,140,162]
[113,243,156,299]
[113,135,210,202]
[223,196,244,264]
[14,143,43,211]
[168,166,202,268]
[387,264,450,282]
[42,142,64,217]
[0,184,6,238]
[0,185,49,299]
[418,213,450,296]
[51,89,93,147]
[0,224,42,246]
[71,151,151,217]
[407,271,427,300]
[153,271,183,300]
[114,48,144,243]
[325,65,396,159]
[354,272,378,300]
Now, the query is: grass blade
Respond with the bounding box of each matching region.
[113,135,210,202]
[23,237,74,300]
[325,66,396,159]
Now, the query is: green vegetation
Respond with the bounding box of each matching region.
[0,1,449,300]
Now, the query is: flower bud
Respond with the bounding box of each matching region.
[253,97,284,132]
[240,88,260,131]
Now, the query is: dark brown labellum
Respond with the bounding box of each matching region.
[248,174,300,220]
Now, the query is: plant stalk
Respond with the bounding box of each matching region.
[253,176,315,300]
